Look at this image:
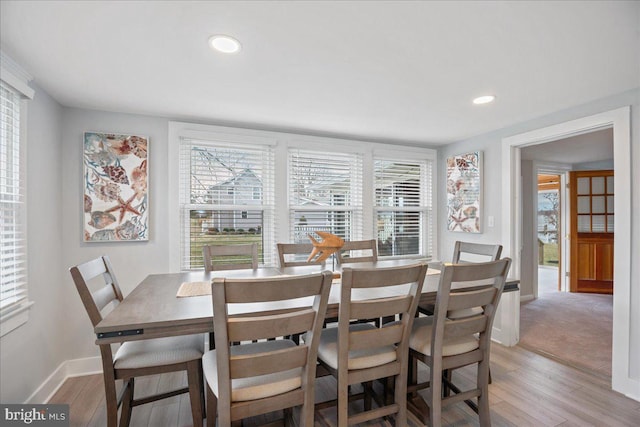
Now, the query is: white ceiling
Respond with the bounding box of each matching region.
[1,1,638,145]
[520,128,613,164]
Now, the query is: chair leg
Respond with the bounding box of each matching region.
[394,373,407,426]
[100,349,119,427]
[283,407,294,426]
[477,360,491,426]
[206,385,217,427]
[301,375,315,427]
[119,378,134,427]
[338,374,349,426]
[187,360,204,427]
[364,381,373,411]
[430,368,442,427]
[443,369,452,397]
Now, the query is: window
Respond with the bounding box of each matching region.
[374,157,433,258]
[170,122,436,269]
[288,149,363,243]
[179,138,274,270]
[1,73,32,335]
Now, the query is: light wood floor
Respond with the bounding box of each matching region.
[49,344,640,426]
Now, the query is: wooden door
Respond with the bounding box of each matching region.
[569,170,614,294]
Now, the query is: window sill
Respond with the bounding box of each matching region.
[0,301,34,337]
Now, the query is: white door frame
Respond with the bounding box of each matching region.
[533,163,571,296]
[502,106,635,398]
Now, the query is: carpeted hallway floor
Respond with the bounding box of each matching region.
[519,267,613,378]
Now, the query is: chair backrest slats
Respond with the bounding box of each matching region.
[92,284,119,312]
[223,276,325,303]
[431,258,511,360]
[346,265,425,289]
[212,270,333,411]
[447,288,496,311]
[203,243,258,272]
[447,259,509,282]
[340,263,428,358]
[277,243,325,267]
[337,239,378,264]
[227,309,316,342]
[230,346,308,379]
[70,256,123,328]
[443,316,488,340]
[75,257,108,282]
[452,241,502,263]
[349,323,404,351]
[350,295,412,320]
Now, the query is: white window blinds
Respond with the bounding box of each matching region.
[179,138,275,270]
[374,157,433,258]
[288,149,363,243]
[0,81,27,319]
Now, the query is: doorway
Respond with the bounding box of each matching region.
[519,132,614,378]
[501,107,635,396]
[537,173,562,294]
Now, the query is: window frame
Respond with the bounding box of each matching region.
[0,52,35,337]
[372,153,435,259]
[168,122,437,271]
[287,147,364,243]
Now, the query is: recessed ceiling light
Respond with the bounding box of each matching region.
[473,95,496,105]
[208,35,241,54]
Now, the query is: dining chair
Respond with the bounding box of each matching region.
[336,239,378,265]
[203,271,333,426]
[69,255,205,427]
[277,242,326,268]
[418,241,502,317]
[407,258,511,427]
[315,262,428,426]
[202,243,258,272]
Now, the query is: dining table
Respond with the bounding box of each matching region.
[94,259,519,345]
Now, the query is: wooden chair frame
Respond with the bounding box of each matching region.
[419,241,502,316]
[277,243,326,268]
[408,258,511,427]
[202,243,259,272]
[206,271,333,426]
[70,256,204,427]
[317,263,428,426]
[452,241,503,263]
[336,239,378,265]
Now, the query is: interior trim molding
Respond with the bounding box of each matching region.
[26,356,102,404]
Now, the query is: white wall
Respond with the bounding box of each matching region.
[0,84,64,403]
[438,87,640,386]
[60,109,172,360]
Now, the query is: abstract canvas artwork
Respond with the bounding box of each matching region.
[446,151,482,233]
[83,132,148,242]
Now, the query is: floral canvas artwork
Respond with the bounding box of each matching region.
[83,132,148,242]
[446,151,481,233]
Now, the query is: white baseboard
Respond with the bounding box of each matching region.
[520,294,535,303]
[26,356,102,404]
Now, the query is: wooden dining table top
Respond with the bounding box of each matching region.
[94,259,518,345]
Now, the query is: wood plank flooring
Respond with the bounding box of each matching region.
[48,344,640,426]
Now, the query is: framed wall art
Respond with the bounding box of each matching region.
[446,151,482,233]
[83,132,148,242]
